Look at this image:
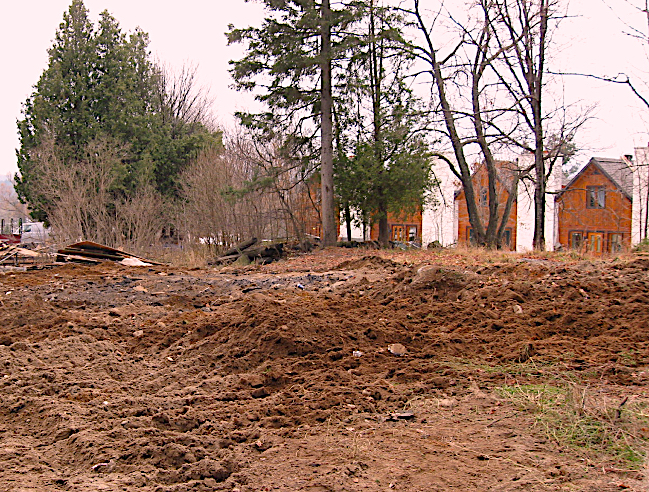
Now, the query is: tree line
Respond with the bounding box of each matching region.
[16,0,592,252]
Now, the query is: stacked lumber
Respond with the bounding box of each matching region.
[57,241,161,265]
[0,243,42,266]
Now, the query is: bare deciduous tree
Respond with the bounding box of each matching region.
[32,134,167,252]
[403,0,586,249]
[0,177,30,219]
[153,61,215,133]
[179,127,321,252]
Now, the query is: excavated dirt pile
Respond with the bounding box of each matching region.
[0,249,648,491]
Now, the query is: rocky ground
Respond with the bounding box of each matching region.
[1,248,648,491]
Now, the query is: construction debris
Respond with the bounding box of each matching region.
[211,238,286,265]
[57,241,161,265]
[0,242,43,267]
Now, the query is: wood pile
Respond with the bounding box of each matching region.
[0,242,42,266]
[210,238,286,265]
[57,241,161,265]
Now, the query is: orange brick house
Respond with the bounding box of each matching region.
[368,209,423,243]
[454,161,519,249]
[451,155,633,253]
[556,157,632,253]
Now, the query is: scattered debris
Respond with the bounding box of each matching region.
[512,304,523,314]
[387,412,415,421]
[352,350,363,357]
[57,241,161,265]
[121,257,152,267]
[0,243,43,267]
[91,462,110,472]
[211,238,286,265]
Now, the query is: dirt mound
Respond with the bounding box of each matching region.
[0,250,648,491]
[334,254,400,271]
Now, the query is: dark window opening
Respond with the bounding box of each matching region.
[586,186,606,209]
[503,229,511,248]
[609,233,623,253]
[479,188,488,207]
[570,232,583,249]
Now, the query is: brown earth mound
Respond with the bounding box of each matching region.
[0,249,648,491]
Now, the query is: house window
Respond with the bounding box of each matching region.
[503,229,512,248]
[468,227,476,245]
[588,232,603,253]
[570,232,583,250]
[391,225,405,241]
[391,225,418,242]
[586,186,606,209]
[479,188,488,207]
[609,233,623,253]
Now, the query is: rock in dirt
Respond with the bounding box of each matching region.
[387,343,407,356]
[251,387,270,399]
[387,412,415,421]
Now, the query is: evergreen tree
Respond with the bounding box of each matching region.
[334,1,433,246]
[16,0,97,221]
[228,0,364,246]
[16,0,212,221]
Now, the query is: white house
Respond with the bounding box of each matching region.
[632,145,649,246]
[421,157,458,247]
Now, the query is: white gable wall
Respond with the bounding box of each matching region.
[516,153,563,251]
[338,209,367,242]
[632,146,649,246]
[422,157,458,247]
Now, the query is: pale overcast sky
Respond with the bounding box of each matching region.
[1,0,648,178]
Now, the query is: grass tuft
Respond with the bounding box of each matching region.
[496,382,649,469]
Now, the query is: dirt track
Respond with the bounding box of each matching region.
[1,249,648,491]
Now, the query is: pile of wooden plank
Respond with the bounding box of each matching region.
[57,241,161,265]
[0,242,42,266]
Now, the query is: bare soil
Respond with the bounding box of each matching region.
[1,248,649,491]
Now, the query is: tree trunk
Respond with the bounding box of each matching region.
[320,0,337,247]
[532,1,549,251]
[412,0,486,246]
[377,199,390,247]
[344,203,352,241]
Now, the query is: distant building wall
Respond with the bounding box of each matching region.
[369,210,423,243]
[632,146,649,245]
[422,158,457,247]
[454,161,518,249]
[516,153,563,251]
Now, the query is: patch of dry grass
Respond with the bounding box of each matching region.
[496,382,649,469]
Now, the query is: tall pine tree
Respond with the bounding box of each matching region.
[228,0,364,246]
[335,1,433,246]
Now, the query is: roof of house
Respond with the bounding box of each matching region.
[453,160,518,200]
[560,157,633,201]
